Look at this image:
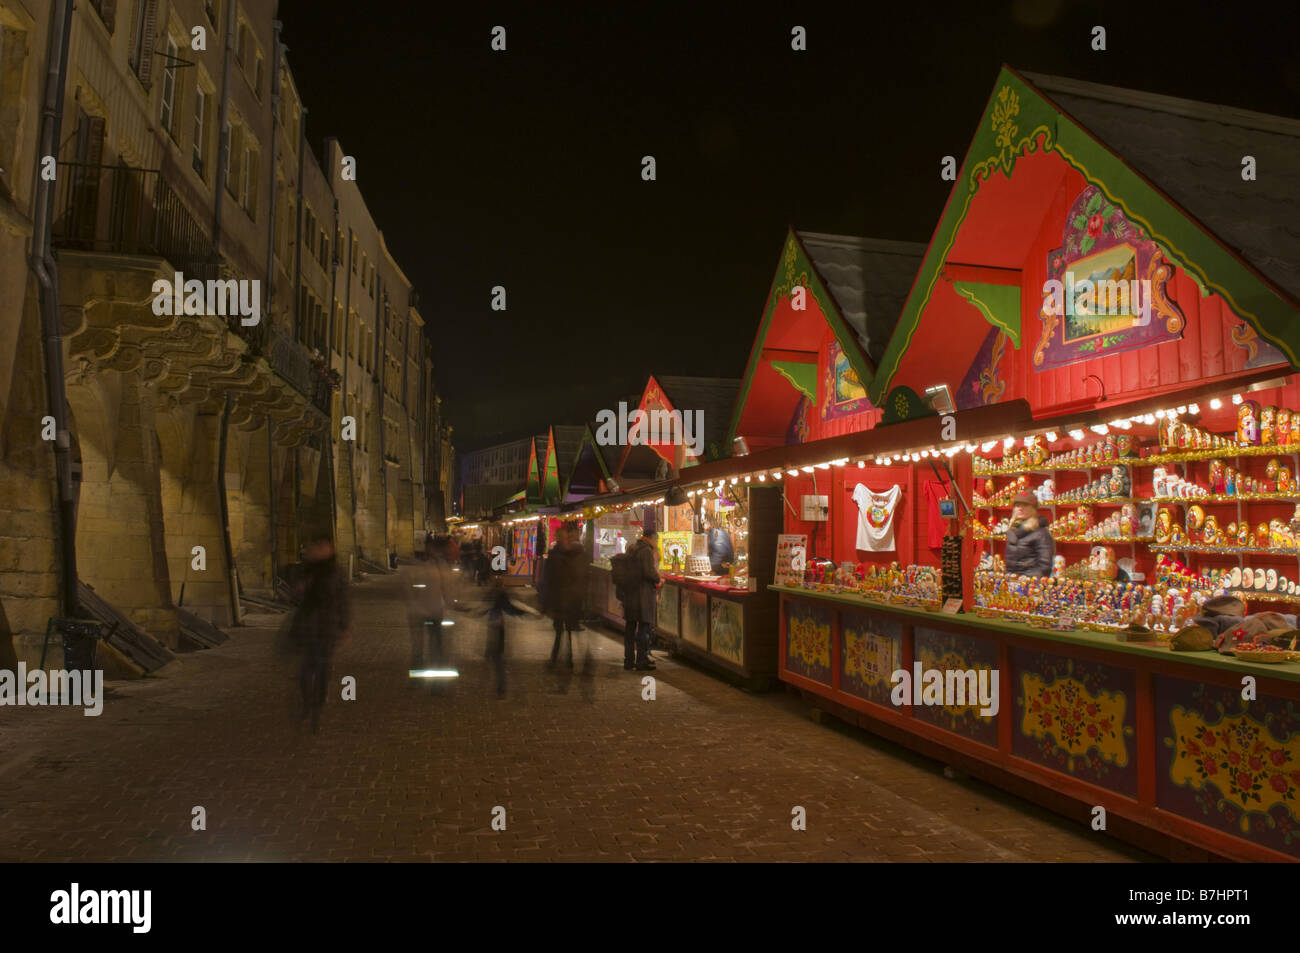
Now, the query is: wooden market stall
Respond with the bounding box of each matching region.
[763,67,1300,862]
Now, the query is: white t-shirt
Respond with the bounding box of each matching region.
[851,483,902,551]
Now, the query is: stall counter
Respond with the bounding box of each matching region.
[772,584,1300,862]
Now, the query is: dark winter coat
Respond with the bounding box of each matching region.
[624,538,661,624]
[1004,517,1054,577]
[540,542,589,619]
[707,528,734,575]
[291,556,351,656]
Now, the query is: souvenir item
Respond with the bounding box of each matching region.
[1243,568,1255,589]
[1266,457,1281,481]
[1155,508,1173,543]
[1152,467,1169,497]
[1175,423,1191,450]
[1225,469,1237,495]
[1256,569,1268,591]
[1169,525,1187,545]
[852,483,903,551]
[1280,467,1292,494]
[1257,522,1271,547]
[1187,504,1206,533]
[1229,566,1242,589]
[1117,434,1134,457]
[1238,399,1261,445]
[1267,568,1279,592]
[1238,522,1252,547]
[1262,405,1277,445]
[1209,459,1226,494]
[1202,515,1219,545]
[1278,409,1292,446]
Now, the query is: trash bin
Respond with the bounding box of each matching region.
[57,619,101,670]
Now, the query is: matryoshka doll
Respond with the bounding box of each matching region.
[1266,457,1281,487]
[1237,522,1252,547]
[1278,409,1292,447]
[1238,399,1261,446]
[1280,466,1293,494]
[1257,522,1271,548]
[1202,514,1220,546]
[1209,459,1226,494]
[1155,508,1173,543]
[1120,503,1137,536]
[1262,405,1277,445]
[1187,504,1206,542]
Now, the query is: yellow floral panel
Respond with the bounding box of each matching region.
[1168,706,1300,834]
[1020,672,1130,769]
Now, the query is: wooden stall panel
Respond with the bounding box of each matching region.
[912,626,1000,749]
[839,609,903,708]
[656,583,679,636]
[1010,646,1139,798]
[682,589,708,649]
[784,599,834,686]
[1154,675,1300,860]
[709,597,744,665]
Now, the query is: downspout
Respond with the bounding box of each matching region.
[212,0,238,257]
[325,196,340,548]
[31,0,76,619]
[292,104,306,343]
[342,225,357,548]
[377,283,388,563]
[217,392,241,623]
[263,24,283,588]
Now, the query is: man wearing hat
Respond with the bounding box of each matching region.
[1006,492,1055,577]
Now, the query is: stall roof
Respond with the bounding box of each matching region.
[868,66,1300,406]
[655,375,740,459]
[1022,71,1300,307]
[796,232,928,368]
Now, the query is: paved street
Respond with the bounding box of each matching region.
[0,571,1152,862]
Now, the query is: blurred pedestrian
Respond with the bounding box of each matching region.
[628,528,660,670]
[542,522,589,668]
[402,536,450,693]
[482,574,531,697]
[288,537,351,733]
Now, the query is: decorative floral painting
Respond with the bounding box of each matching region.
[710,598,744,664]
[1011,648,1137,796]
[656,583,678,636]
[682,590,708,648]
[785,602,832,684]
[822,341,873,421]
[1034,184,1185,371]
[1156,676,1300,858]
[913,628,999,748]
[840,610,901,706]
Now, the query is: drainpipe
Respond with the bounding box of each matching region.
[377,283,388,563]
[292,104,306,343]
[212,0,239,258]
[30,0,76,619]
[263,22,282,327]
[325,196,340,548]
[217,392,241,623]
[341,221,357,550]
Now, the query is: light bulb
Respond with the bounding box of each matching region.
[801,466,813,473]
[730,477,738,485]
[788,470,799,477]
[773,472,782,480]
[1177,406,1187,415]
[1143,414,1155,425]
[758,474,765,481]
[1188,403,1199,414]
[1069,429,1085,440]
[1044,432,1057,443]
[858,460,865,468]
[1209,398,1222,410]
[1232,394,1243,404]
[1155,409,1166,419]
[981,441,997,453]
[744,476,751,483]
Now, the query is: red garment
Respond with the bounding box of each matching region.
[922,479,949,550]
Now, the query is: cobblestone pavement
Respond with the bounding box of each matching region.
[0,571,1153,862]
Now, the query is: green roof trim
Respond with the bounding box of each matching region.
[728,228,876,445]
[770,360,819,404]
[560,424,614,501]
[953,280,1022,348]
[868,66,1300,404]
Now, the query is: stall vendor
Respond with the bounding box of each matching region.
[704,516,734,575]
[1006,492,1055,577]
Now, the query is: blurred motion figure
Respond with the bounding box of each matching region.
[289,538,351,733]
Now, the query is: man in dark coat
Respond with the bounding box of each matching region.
[627,529,661,670]
[290,538,352,732]
[1005,493,1055,578]
[543,524,589,667]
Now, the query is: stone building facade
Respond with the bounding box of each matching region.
[0,0,451,669]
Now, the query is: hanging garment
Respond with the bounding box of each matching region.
[922,479,949,550]
[851,483,902,551]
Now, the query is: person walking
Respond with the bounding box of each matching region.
[402,537,450,693]
[629,528,661,670]
[1006,492,1055,577]
[543,523,589,668]
[483,574,528,697]
[288,538,351,733]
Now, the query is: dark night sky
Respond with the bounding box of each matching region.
[276,0,1299,449]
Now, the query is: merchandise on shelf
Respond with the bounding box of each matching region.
[794,560,942,610]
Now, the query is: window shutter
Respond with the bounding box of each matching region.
[137,0,159,87]
[100,0,119,32]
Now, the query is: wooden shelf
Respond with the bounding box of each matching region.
[1149,545,1300,556]
[1228,590,1300,603]
[976,498,1138,509]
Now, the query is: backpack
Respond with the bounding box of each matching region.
[610,551,639,593]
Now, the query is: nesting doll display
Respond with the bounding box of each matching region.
[1278,409,1292,447]
[1209,459,1226,494]
[1261,405,1278,445]
[1238,399,1261,446]
[1202,514,1220,545]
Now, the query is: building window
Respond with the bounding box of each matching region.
[237,22,248,68]
[351,236,358,274]
[254,54,263,99]
[160,37,178,138]
[129,0,159,86]
[205,0,219,28]
[192,86,207,176]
